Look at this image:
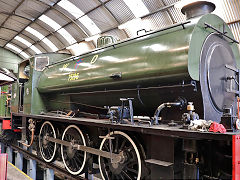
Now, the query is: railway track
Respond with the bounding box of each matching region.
[1,141,85,180]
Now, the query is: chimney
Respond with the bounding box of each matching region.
[181,1,216,19]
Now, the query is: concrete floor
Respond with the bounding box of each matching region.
[7,162,32,180]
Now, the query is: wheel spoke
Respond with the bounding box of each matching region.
[114,136,119,153]
[104,142,110,151]
[99,132,141,180]
[39,122,56,163]
[122,170,133,180]
[119,173,125,180]
[61,125,86,175]
[119,139,126,151]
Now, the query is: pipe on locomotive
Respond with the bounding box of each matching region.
[154,97,186,124]
[22,119,36,148]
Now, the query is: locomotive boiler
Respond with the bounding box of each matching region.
[33,2,240,124]
[7,1,240,179]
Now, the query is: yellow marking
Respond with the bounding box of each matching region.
[63,63,69,68]
[8,161,33,180]
[68,73,79,81]
[90,55,98,64]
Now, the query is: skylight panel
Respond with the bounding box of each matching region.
[58,0,101,35]
[42,38,58,52]
[58,28,77,44]
[39,15,61,31]
[15,36,32,47]
[123,0,149,18]
[14,36,42,54]
[25,26,58,52]
[6,43,22,53]
[25,27,45,40]
[78,16,101,35]
[39,14,77,45]
[30,45,42,54]
[20,51,30,59]
[57,0,84,18]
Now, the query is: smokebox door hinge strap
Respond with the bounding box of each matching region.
[204,23,239,44]
[225,64,240,96]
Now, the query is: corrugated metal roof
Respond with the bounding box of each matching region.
[220,0,240,50]
[87,6,119,32]
[142,0,165,12]
[0,0,239,59]
[105,0,135,24]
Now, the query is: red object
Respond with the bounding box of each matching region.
[13,129,21,132]
[2,119,11,129]
[209,122,226,133]
[233,135,240,180]
[0,154,8,180]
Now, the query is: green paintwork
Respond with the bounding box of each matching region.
[188,14,240,80]
[0,85,11,118]
[22,53,71,114]
[11,82,19,113]
[38,14,240,94]
[0,47,22,73]
[38,25,194,93]
[21,14,239,115]
[0,47,22,116]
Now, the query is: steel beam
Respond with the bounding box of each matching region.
[3,0,62,48]
[27,159,36,180]
[16,151,23,171]
[44,168,54,180]
[0,142,4,153]
[0,0,25,29]
[6,146,12,163]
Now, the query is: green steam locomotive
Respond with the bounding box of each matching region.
[2,1,240,179]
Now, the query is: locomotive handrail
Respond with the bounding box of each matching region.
[46,21,191,68]
[204,22,239,44]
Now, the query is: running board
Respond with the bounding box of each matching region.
[145,159,173,167]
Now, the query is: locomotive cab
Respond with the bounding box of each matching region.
[18,60,30,112]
